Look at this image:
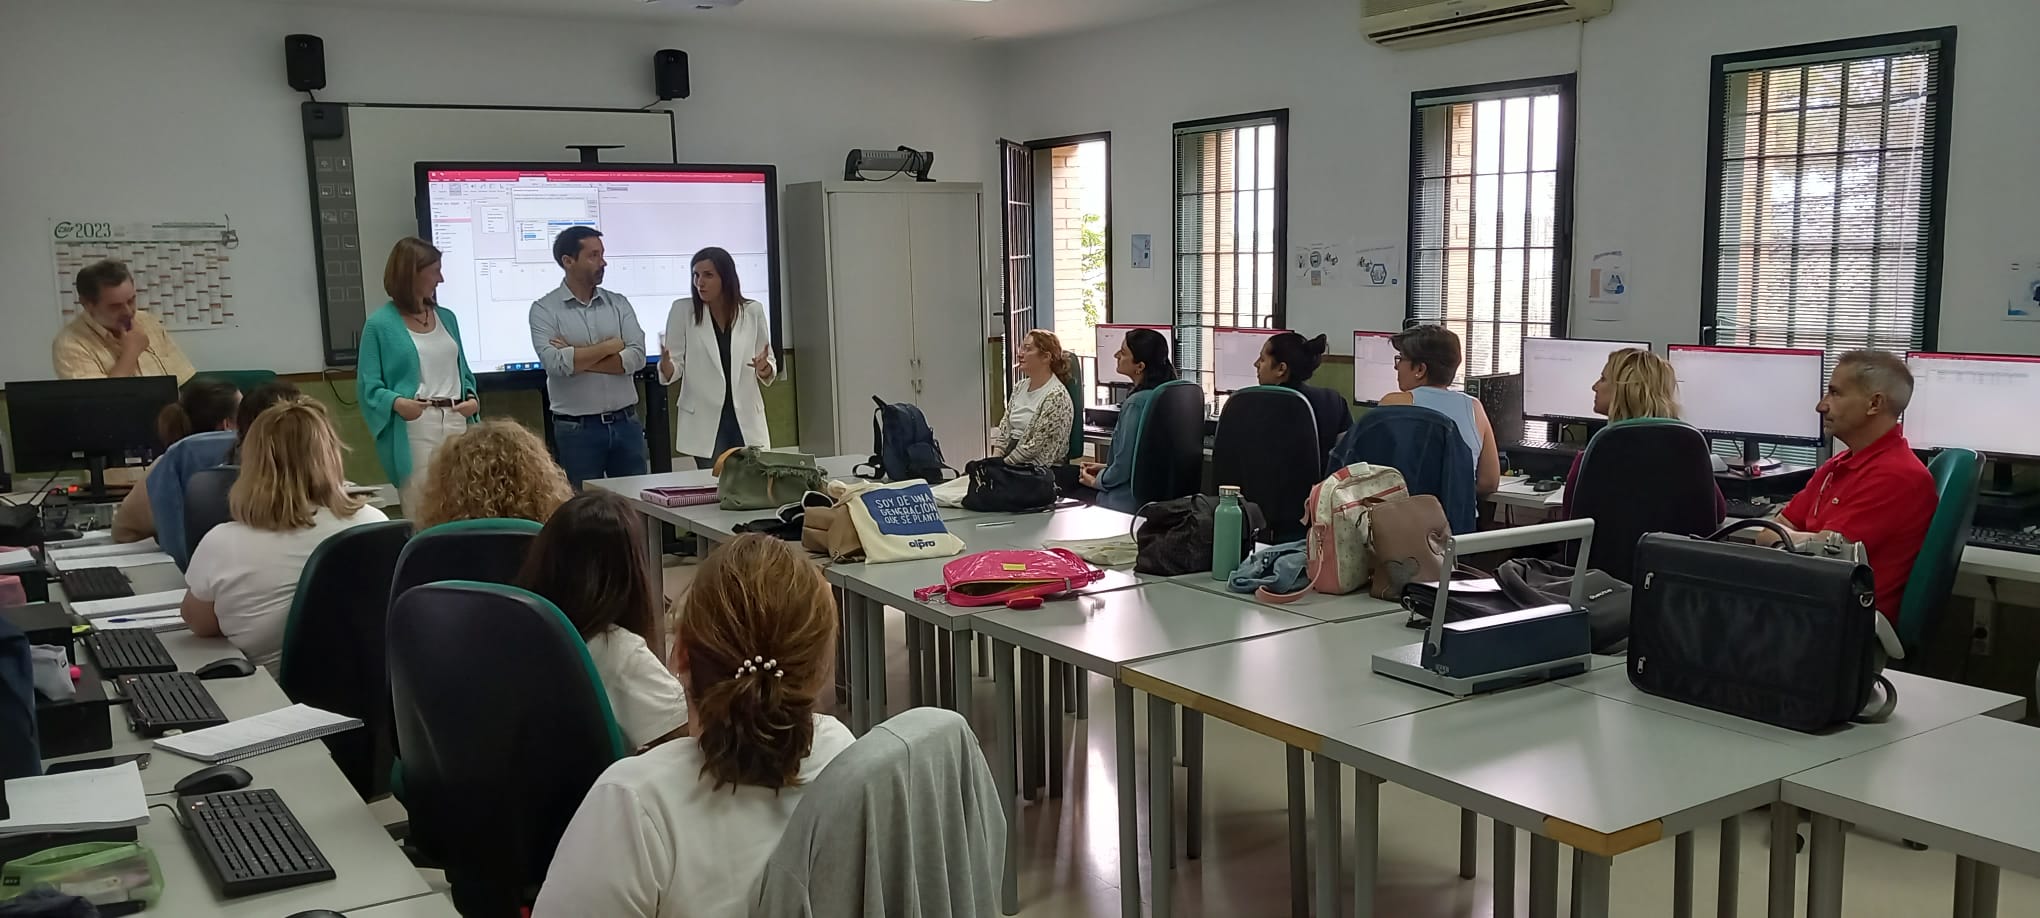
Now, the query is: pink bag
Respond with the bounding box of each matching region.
[912,548,1105,608]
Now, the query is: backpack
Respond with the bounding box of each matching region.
[1301,463,1408,596]
[859,397,951,484]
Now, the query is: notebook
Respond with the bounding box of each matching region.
[95,610,187,633]
[51,551,176,572]
[73,589,187,620]
[0,762,148,837]
[153,704,364,764]
[46,530,115,548]
[46,539,161,563]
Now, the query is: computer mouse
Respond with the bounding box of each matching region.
[283,911,345,918]
[174,763,253,797]
[1531,479,1563,493]
[195,657,257,680]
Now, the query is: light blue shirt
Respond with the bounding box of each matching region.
[1410,386,1481,467]
[145,430,238,569]
[529,284,647,416]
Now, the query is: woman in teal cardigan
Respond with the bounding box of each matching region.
[358,237,479,506]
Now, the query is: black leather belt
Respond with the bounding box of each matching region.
[553,409,634,424]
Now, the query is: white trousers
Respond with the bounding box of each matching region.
[399,407,467,512]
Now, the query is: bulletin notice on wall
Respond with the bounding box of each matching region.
[51,219,238,330]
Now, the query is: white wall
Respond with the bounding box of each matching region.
[994,0,2040,356]
[0,0,999,375]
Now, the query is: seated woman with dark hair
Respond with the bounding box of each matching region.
[1254,331,1351,469]
[1377,324,1502,496]
[994,329,1077,467]
[1077,327,1177,512]
[517,490,689,753]
[149,380,302,569]
[113,378,240,543]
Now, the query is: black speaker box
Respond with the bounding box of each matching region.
[655,49,690,101]
[285,33,327,92]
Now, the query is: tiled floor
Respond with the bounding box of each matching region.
[664,561,2040,917]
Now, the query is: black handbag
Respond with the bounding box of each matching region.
[1133,494,1268,577]
[1630,519,1896,733]
[961,458,1057,513]
[1497,558,1633,654]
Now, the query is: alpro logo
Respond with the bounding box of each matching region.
[908,538,937,549]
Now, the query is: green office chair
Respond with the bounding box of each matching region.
[1063,351,1086,462]
[1895,448,1983,659]
[278,519,414,800]
[1128,379,1206,505]
[188,369,279,395]
[388,517,544,609]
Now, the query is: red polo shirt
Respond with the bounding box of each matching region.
[1780,425,1937,621]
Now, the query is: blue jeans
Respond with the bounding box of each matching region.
[553,411,649,489]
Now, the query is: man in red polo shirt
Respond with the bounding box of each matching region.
[1771,349,1938,622]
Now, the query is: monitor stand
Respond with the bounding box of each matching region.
[1725,438,1783,474]
[81,456,114,503]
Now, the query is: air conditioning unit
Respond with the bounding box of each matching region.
[1363,0,1613,49]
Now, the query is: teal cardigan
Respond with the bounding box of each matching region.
[357,302,479,488]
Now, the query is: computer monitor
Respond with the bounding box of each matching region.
[416,163,780,373]
[1905,353,2040,460]
[1213,327,1280,394]
[1668,345,1826,445]
[5,376,179,499]
[1520,337,1650,422]
[1352,331,1398,405]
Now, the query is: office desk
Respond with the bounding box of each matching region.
[351,894,461,917]
[1320,685,1830,918]
[1165,572,1403,622]
[1490,476,1565,511]
[970,582,1316,917]
[1784,716,2040,918]
[1959,545,2040,584]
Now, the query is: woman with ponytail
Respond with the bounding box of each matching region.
[111,379,240,543]
[534,534,848,918]
[1254,331,1351,470]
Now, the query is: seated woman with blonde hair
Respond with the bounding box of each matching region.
[993,329,1077,468]
[180,397,389,672]
[411,420,574,529]
[1563,347,1724,519]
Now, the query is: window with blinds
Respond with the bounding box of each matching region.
[1408,77,1576,380]
[1702,29,1956,368]
[1173,111,1287,406]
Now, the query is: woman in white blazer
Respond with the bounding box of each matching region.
[660,247,777,468]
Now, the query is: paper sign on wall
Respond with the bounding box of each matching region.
[2006,258,2040,322]
[1587,250,1630,308]
[1350,238,1402,289]
[51,219,239,331]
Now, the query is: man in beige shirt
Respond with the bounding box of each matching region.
[51,259,197,383]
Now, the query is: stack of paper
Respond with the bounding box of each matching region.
[0,546,33,572]
[155,704,363,764]
[96,611,186,633]
[73,589,187,620]
[46,539,159,563]
[46,530,115,548]
[0,762,148,837]
[51,551,175,572]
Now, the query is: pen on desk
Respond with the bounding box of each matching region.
[974,521,1017,529]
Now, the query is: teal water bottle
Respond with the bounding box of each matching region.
[1212,485,1245,581]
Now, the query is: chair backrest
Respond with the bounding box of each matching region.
[388,582,625,916]
[1897,448,1981,655]
[1212,386,1320,542]
[1336,406,1478,534]
[389,517,543,611]
[1129,380,1207,505]
[279,519,414,800]
[188,369,279,395]
[1566,419,1720,584]
[184,466,240,558]
[753,708,1005,918]
[1063,351,1086,462]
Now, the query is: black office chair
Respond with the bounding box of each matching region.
[1064,351,1087,464]
[1213,386,1320,542]
[388,582,626,917]
[388,517,543,610]
[183,465,238,557]
[1566,419,1720,584]
[1129,379,1207,505]
[278,519,414,800]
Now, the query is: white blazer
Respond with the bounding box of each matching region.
[660,298,777,458]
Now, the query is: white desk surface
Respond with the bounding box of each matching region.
[350,894,462,917]
[1560,666,2024,761]
[1323,684,1830,842]
[968,581,1316,677]
[1165,572,1403,623]
[1782,716,2040,878]
[1959,545,2040,582]
[1489,476,1565,510]
[964,502,1140,547]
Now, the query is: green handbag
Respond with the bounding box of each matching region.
[714,447,826,510]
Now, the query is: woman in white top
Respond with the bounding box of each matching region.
[534,534,851,918]
[180,397,389,673]
[993,329,1077,467]
[517,490,688,751]
[357,237,480,510]
[660,247,777,469]
[1376,324,1503,496]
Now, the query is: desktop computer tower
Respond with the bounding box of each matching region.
[1466,373,1523,446]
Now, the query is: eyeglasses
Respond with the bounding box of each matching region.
[1393,354,1406,366]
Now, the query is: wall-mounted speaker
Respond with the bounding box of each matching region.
[285,34,326,92]
[654,49,690,101]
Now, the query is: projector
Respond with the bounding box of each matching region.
[844,147,936,182]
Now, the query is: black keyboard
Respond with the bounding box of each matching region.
[178,788,336,898]
[60,566,134,602]
[1970,526,2040,554]
[117,672,228,736]
[1510,439,1582,455]
[1725,499,1778,519]
[84,630,178,676]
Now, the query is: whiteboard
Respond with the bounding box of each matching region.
[1093,324,1170,384]
[306,104,675,365]
[1353,331,1399,404]
[1214,327,1280,394]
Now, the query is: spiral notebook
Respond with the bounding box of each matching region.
[153,704,363,764]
